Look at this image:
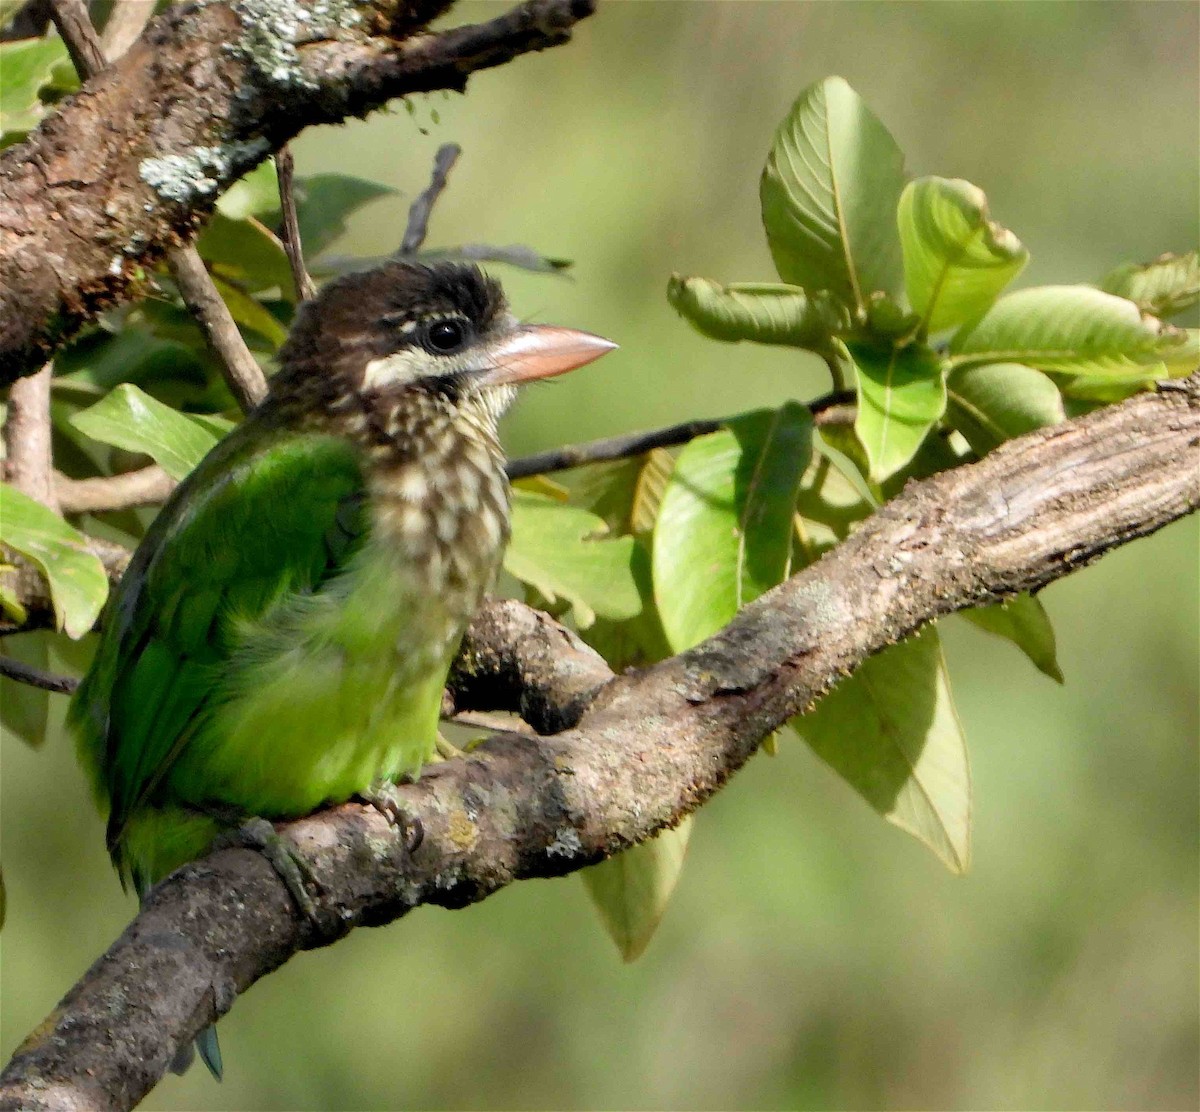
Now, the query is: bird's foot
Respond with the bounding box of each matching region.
[356,781,424,853]
[213,816,322,927]
[434,733,468,762]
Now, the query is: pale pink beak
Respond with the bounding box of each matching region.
[479,325,618,386]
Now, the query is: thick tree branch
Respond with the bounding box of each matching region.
[53,464,175,514]
[0,0,596,384]
[2,363,57,508]
[2,374,1196,1111]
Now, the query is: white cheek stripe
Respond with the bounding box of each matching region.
[362,351,422,391]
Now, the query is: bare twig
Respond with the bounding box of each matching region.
[2,373,1196,1112]
[0,653,78,694]
[399,143,462,255]
[98,0,154,60]
[275,147,316,303]
[506,392,856,479]
[165,250,269,412]
[3,363,57,509]
[54,465,176,514]
[44,0,270,414]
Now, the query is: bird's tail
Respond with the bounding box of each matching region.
[169,1024,224,1080]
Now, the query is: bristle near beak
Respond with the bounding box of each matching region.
[477,326,618,386]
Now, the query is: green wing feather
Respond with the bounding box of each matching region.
[71,412,368,870]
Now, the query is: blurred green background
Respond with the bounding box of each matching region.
[3,2,1197,1108]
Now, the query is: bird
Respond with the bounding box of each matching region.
[70,259,616,1077]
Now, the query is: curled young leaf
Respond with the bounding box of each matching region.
[949,286,1198,377]
[667,275,849,349]
[946,362,1064,456]
[760,76,907,313]
[898,176,1029,335]
[1098,250,1199,320]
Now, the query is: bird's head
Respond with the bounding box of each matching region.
[273,260,615,424]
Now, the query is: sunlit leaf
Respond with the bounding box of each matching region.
[960,593,1062,683]
[850,342,946,481]
[945,362,1064,455]
[667,275,850,348]
[71,384,223,480]
[579,450,675,541]
[760,76,907,312]
[217,161,281,221]
[581,821,692,962]
[0,485,108,638]
[505,492,641,629]
[0,37,74,141]
[196,214,294,295]
[654,404,813,652]
[793,626,971,872]
[949,286,1197,377]
[1098,250,1199,320]
[898,176,1029,334]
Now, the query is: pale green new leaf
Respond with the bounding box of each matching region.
[0,485,108,637]
[211,276,288,349]
[946,362,1064,455]
[851,342,946,481]
[216,161,282,221]
[1099,250,1199,320]
[196,214,294,296]
[581,820,692,962]
[760,76,907,312]
[654,404,813,652]
[578,449,675,541]
[898,176,1029,334]
[505,492,641,629]
[0,37,74,141]
[793,626,971,872]
[71,384,223,480]
[949,286,1197,376]
[666,275,850,348]
[960,593,1063,683]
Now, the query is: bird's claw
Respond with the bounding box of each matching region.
[357,781,424,853]
[213,816,324,927]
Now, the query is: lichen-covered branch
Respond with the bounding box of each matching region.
[2,373,1196,1112]
[0,0,596,383]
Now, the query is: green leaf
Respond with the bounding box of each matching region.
[505,492,641,628]
[55,328,209,397]
[216,161,281,221]
[195,214,294,296]
[850,342,946,481]
[0,485,108,638]
[898,176,1029,334]
[0,37,74,140]
[210,276,288,349]
[960,593,1062,683]
[666,275,850,348]
[290,173,396,258]
[578,450,675,541]
[760,76,907,313]
[945,362,1064,455]
[1098,250,1199,320]
[71,384,223,480]
[654,404,813,652]
[793,626,971,872]
[949,285,1198,377]
[581,820,692,962]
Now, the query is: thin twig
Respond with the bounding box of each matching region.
[166,250,269,411]
[44,0,270,414]
[505,393,857,479]
[399,143,461,255]
[54,465,176,514]
[98,0,154,60]
[0,654,78,694]
[275,147,316,302]
[3,363,57,509]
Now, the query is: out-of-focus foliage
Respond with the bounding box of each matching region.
[2,4,1196,1109]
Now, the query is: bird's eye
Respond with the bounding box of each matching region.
[424,319,467,354]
